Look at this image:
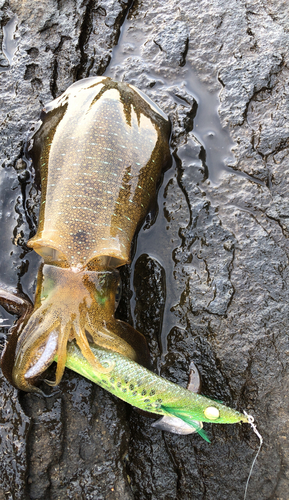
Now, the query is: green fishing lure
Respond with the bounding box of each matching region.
[64,341,248,442]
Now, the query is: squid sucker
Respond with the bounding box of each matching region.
[1,77,249,440]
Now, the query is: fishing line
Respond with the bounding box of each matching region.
[243,411,263,500]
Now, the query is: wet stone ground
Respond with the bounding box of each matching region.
[0,0,289,499]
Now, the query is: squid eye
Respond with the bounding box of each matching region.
[204,406,220,420]
[115,280,122,311]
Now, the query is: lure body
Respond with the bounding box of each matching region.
[65,341,248,441]
[4,77,171,391]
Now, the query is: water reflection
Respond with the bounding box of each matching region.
[0,16,19,71]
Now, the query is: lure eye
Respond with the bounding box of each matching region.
[204,406,220,420]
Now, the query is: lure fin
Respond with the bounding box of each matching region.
[161,406,211,442]
[151,414,203,436]
[151,360,204,437]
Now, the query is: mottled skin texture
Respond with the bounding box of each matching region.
[6,77,171,391]
[30,78,169,268]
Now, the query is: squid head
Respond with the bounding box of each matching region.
[10,264,149,392]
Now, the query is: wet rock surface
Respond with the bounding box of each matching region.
[0,0,289,499]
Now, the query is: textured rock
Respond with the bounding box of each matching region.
[1,0,289,499]
[0,377,29,500]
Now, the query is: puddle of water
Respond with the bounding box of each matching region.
[0,168,22,325]
[104,18,236,185]
[129,159,185,359]
[0,15,19,71]
[0,169,21,287]
[104,14,240,356]
[103,12,267,359]
[0,162,40,327]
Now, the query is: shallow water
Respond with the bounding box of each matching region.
[0,168,23,324]
[105,17,236,185]
[0,16,19,71]
[103,13,241,361]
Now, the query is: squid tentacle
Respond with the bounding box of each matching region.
[45,322,72,386]
[73,320,114,374]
